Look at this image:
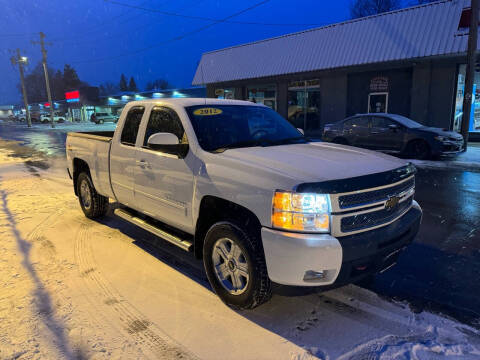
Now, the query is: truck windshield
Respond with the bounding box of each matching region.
[186,105,306,152]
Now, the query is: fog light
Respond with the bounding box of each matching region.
[303,270,325,282]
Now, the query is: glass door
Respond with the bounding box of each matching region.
[288,80,320,135]
[368,92,388,113]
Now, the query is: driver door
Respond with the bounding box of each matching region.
[368,116,404,151]
[134,106,194,232]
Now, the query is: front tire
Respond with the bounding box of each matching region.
[76,172,108,219]
[203,222,271,310]
[406,140,431,160]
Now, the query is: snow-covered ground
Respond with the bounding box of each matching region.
[409,146,480,172]
[0,139,480,359]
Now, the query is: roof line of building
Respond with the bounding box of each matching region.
[98,86,205,98]
[201,0,453,57]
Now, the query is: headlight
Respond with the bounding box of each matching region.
[434,135,447,142]
[272,191,330,232]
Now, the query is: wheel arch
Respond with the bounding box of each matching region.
[194,196,262,259]
[72,158,91,196]
[404,138,431,155]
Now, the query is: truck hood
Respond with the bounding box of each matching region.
[217,142,407,183]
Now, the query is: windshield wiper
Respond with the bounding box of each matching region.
[211,139,273,153]
[269,136,310,145]
[210,136,311,153]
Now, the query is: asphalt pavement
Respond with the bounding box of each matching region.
[1,121,479,325]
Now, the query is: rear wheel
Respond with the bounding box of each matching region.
[406,140,431,160]
[76,172,108,219]
[203,221,271,309]
[333,137,349,145]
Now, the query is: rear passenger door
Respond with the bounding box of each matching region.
[134,106,194,232]
[110,106,145,208]
[343,117,371,148]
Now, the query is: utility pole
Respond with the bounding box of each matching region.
[10,49,32,127]
[32,32,55,128]
[461,0,479,151]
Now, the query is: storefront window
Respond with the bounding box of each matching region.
[288,80,320,134]
[214,88,235,99]
[247,85,276,110]
[454,64,480,132]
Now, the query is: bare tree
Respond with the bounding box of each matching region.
[145,79,173,91]
[350,0,402,19]
[99,82,120,96]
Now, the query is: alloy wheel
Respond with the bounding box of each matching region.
[79,179,92,210]
[212,237,250,295]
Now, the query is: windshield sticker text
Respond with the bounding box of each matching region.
[193,108,223,116]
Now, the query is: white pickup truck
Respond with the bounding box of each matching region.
[66,98,422,309]
[41,111,66,124]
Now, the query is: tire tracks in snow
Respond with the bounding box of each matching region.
[74,221,199,360]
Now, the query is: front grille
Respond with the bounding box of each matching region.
[340,196,413,233]
[338,177,414,209]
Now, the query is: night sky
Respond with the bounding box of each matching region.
[0,0,353,104]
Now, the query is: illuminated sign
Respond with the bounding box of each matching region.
[65,90,80,103]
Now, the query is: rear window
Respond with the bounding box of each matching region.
[120,107,144,146]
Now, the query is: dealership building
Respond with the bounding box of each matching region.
[193,0,480,139]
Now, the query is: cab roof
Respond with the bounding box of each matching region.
[126,98,263,108]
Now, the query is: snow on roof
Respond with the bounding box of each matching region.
[193,0,473,85]
[127,98,262,107]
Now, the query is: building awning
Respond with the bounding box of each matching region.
[193,0,476,85]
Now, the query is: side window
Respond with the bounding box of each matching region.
[371,117,395,129]
[143,107,187,147]
[342,119,355,130]
[121,107,145,146]
[344,117,369,130]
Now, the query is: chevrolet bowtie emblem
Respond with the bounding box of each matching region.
[385,195,400,211]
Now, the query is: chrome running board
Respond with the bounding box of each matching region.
[114,208,193,252]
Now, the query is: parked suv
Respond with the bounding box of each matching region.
[91,112,118,124]
[323,113,464,159]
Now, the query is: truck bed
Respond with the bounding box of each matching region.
[66,131,115,199]
[68,131,115,142]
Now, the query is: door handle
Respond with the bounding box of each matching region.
[137,160,150,169]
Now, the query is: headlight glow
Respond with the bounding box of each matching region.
[272,191,330,232]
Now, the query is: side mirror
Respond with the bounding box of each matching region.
[147,132,188,158]
[148,132,179,146]
[388,124,400,131]
[297,128,305,135]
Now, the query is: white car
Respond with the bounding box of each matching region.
[66,98,422,309]
[40,112,66,123]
